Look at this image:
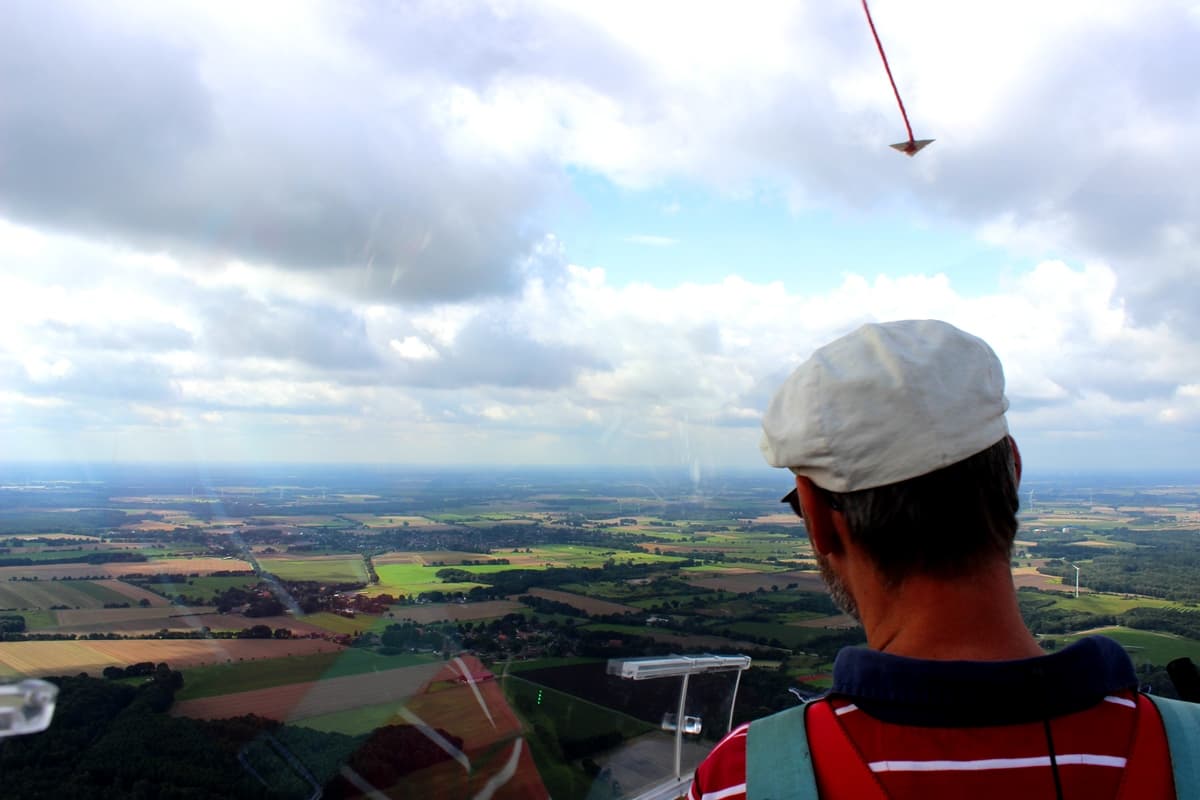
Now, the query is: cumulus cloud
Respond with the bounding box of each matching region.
[2,2,1198,468]
[3,223,1198,468]
[4,1,1197,313]
[0,0,559,303]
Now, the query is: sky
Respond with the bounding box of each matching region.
[2,0,1200,474]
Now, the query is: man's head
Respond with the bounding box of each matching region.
[762,320,1020,606]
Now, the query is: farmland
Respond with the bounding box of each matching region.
[0,557,254,581]
[0,579,167,610]
[51,606,218,634]
[177,649,438,700]
[0,638,344,678]
[1059,626,1200,665]
[172,660,444,721]
[343,514,441,528]
[683,569,825,594]
[258,554,368,583]
[141,575,259,602]
[370,563,487,597]
[392,599,524,623]
[524,588,638,616]
[5,464,1200,799]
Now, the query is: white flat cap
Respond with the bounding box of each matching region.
[760,320,1009,492]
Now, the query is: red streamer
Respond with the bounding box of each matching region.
[861,0,915,145]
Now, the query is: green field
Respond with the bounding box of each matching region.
[143,575,259,601]
[176,649,437,701]
[716,621,831,649]
[293,702,399,735]
[369,563,487,597]
[1021,590,1186,616]
[502,656,603,674]
[258,556,368,584]
[519,544,683,568]
[367,545,685,598]
[0,580,133,610]
[1060,627,1200,666]
[300,611,386,635]
[14,609,59,630]
[347,514,436,528]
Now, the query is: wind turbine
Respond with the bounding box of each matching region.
[1072,563,1081,599]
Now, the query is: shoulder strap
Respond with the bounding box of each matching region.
[746,701,885,800]
[1147,694,1200,799]
[746,703,818,800]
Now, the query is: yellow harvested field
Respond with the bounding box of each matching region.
[0,639,343,677]
[1011,566,1081,592]
[0,557,254,580]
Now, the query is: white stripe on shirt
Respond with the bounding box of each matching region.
[1103,695,1137,708]
[835,703,859,716]
[869,754,1127,773]
[698,783,747,800]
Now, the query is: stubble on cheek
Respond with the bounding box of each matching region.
[817,553,860,623]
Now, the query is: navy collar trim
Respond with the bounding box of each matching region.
[829,635,1137,727]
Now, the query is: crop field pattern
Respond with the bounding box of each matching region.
[0,579,160,609]
[0,557,255,581]
[0,639,344,678]
[5,466,1200,799]
[172,662,445,722]
[177,650,438,701]
[392,600,524,623]
[52,606,218,632]
[258,555,368,583]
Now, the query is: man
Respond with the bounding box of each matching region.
[689,320,1182,800]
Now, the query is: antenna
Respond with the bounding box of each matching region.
[1072,563,1081,599]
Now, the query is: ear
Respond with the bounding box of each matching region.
[1008,435,1022,484]
[795,475,843,556]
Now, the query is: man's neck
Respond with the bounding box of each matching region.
[858,561,1044,661]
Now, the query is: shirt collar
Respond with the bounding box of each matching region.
[829,635,1137,726]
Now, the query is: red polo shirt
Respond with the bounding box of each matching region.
[689,637,1174,800]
